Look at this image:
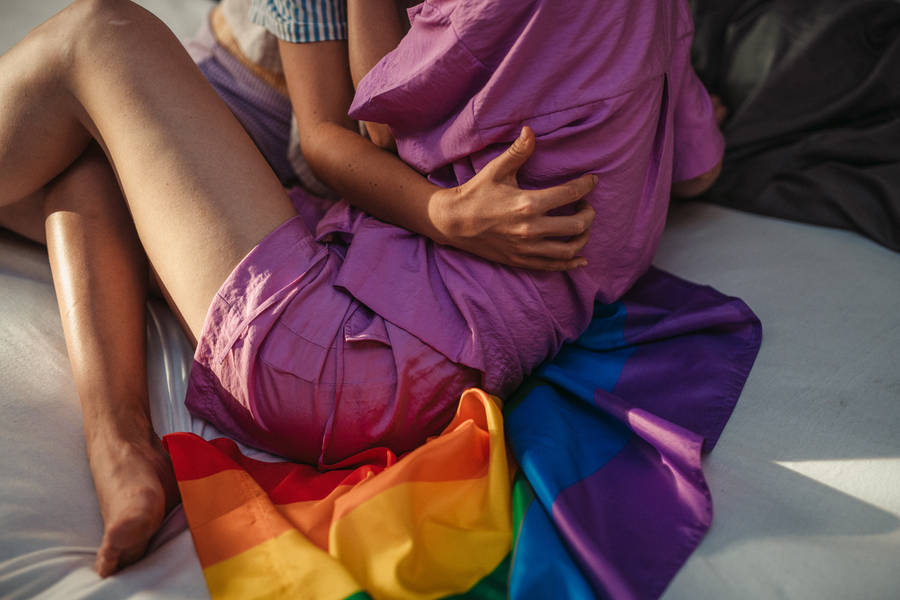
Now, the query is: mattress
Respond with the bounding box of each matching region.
[1,1,898,598]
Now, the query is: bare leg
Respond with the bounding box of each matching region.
[49,146,182,576]
[0,147,178,576]
[0,0,297,575]
[0,146,200,575]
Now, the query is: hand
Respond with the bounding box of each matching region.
[364,121,397,153]
[430,127,597,271]
[671,92,727,198]
[710,94,728,127]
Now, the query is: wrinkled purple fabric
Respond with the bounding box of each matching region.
[316,0,724,396]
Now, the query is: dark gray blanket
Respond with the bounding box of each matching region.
[689,0,900,251]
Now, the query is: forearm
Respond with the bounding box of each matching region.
[300,120,450,243]
[278,37,446,241]
[279,38,594,271]
[303,122,595,270]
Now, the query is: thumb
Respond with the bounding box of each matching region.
[493,126,535,179]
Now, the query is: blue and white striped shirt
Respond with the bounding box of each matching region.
[249,0,348,43]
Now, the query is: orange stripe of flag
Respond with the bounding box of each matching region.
[178,468,294,567]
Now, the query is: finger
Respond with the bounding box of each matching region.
[511,253,588,272]
[574,199,596,230]
[531,173,598,212]
[565,227,592,254]
[517,229,591,261]
[525,209,594,238]
[488,126,536,180]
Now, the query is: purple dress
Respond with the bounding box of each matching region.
[320,0,724,396]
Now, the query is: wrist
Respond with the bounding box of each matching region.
[427,186,459,246]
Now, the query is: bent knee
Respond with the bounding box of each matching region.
[48,0,158,62]
[22,1,116,72]
[671,160,722,198]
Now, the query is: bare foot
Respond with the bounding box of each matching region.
[87,431,180,577]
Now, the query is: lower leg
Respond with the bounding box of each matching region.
[42,147,180,576]
[3,146,181,576]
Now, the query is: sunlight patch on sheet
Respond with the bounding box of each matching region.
[775,458,900,513]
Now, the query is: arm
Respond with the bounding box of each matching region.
[278,13,596,270]
[671,88,728,198]
[347,0,406,150]
[279,38,445,241]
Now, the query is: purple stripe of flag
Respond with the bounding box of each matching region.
[552,392,711,599]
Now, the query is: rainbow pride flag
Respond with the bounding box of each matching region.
[165,267,761,599]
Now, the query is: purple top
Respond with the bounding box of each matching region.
[314,0,724,396]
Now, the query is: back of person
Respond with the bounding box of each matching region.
[339,0,724,395]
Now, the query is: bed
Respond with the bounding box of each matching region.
[1,1,898,598]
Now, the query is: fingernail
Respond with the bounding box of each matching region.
[591,175,598,185]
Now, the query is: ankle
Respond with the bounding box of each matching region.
[85,410,156,449]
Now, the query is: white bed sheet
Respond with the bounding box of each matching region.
[657,204,900,600]
[0,1,898,598]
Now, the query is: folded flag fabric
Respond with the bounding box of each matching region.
[164,388,512,600]
[164,267,761,600]
[506,267,761,599]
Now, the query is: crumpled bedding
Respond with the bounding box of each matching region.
[690,0,900,251]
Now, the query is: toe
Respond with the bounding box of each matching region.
[94,541,120,577]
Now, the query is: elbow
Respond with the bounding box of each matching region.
[671,160,722,198]
[296,122,338,182]
[296,122,325,164]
